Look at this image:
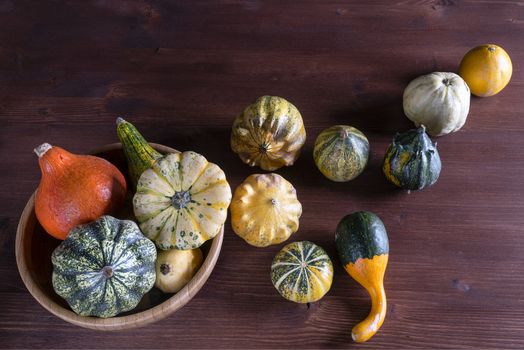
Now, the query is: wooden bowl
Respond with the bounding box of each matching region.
[15,143,224,331]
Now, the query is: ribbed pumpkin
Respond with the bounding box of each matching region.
[271,241,333,303]
[335,211,389,343]
[313,125,369,182]
[231,96,306,171]
[133,151,232,250]
[230,173,302,247]
[382,126,441,190]
[51,216,157,318]
[403,72,470,137]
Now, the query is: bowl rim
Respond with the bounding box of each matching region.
[15,142,224,331]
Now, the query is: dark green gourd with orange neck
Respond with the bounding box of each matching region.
[116,117,163,186]
[382,126,441,190]
[335,211,389,343]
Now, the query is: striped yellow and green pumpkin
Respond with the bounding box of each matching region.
[335,211,389,343]
[116,117,163,187]
[270,241,333,304]
[133,151,232,250]
[382,126,441,190]
[51,215,157,318]
[313,125,369,182]
[231,96,306,171]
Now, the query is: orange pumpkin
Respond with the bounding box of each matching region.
[459,44,512,97]
[34,143,127,240]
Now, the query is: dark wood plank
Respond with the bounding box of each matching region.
[1,0,524,348]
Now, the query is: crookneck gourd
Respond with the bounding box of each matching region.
[383,126,441,191]
[116,117,163,187]
[313,125,369,182]
[231,96,306,171]
[230,173,302,247]
[403,72,470,136]
[271,241,333,303]
[133,151,232,250]
[51,216,157,318]
[34,143,127,240]
[335,211,389,343]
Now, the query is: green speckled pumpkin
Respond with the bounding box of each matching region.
[231,96,306,171]
[313,125,369,182]
[383,126,441,190]
[51,215,157,318]
[271,241,333,303]
[133,151,232,250]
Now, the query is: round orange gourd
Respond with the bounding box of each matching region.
[458,44,512,97]
[34,143,127,240]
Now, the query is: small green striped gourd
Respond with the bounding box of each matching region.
[382,126,441,190]
[51,215,157,318]
[116,117,163,187]
[270,241,333,303]
[133,151,232,250]
[313,125,370,182]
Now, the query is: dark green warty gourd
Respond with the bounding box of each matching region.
[382,126,441,190]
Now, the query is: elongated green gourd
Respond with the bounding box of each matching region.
[116,117,163,186]
[335,211,389,343]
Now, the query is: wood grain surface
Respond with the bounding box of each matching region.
[1,0,524,348]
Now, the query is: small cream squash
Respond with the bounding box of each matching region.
[403,72,470,137]
[155,248,203,293]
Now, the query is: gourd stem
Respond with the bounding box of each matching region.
[116,117,126,125]
[34,143,52,158]
[102,266,113,279]
[351,282,387,343]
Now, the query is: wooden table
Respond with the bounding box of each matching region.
[1,0,523,348]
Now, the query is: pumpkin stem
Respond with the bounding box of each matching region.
[259,143,269,153]
[160,263,171,275]
[172,191,192,209]
[102,266,113,279]
[442,78,452,86]
[339,129,350,139]
[34,143,52,158]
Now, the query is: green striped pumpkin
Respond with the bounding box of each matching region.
[116,117,163,187]
[382,126,441,190]
[270,241,333,303]
[313,125,370,182]
[51,215,157,318]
